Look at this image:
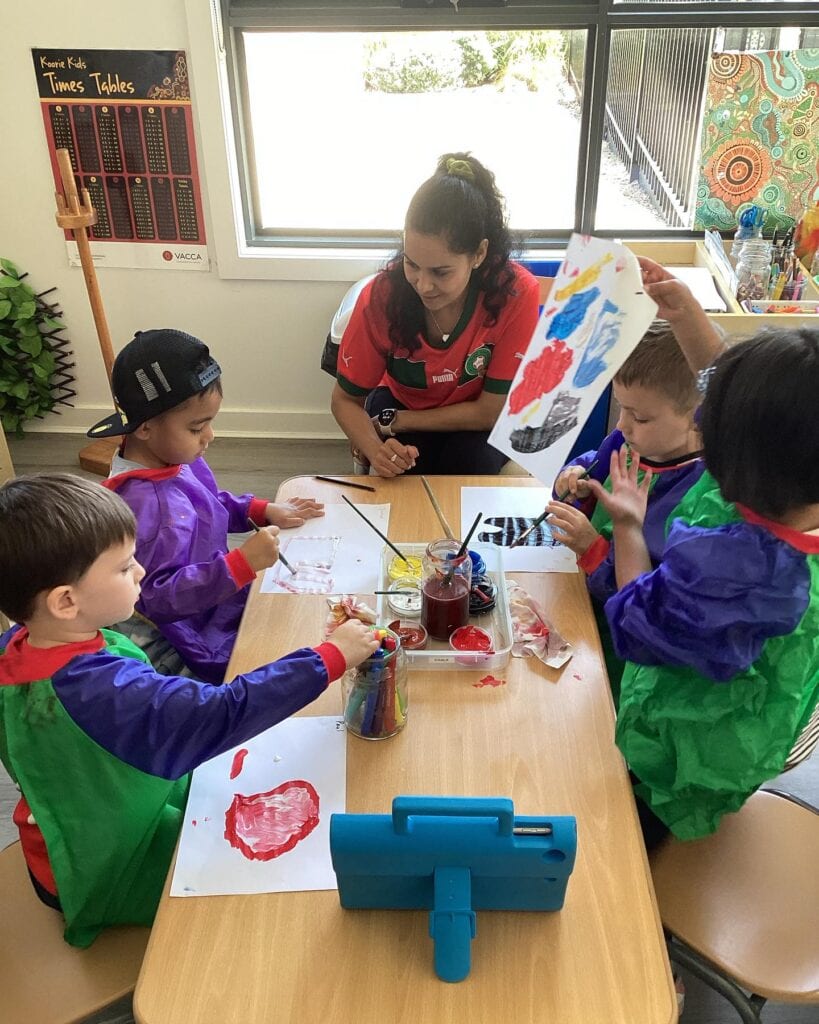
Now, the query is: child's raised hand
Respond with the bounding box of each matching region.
[637,257,699,324]
[265,498,325,529]
[240,524,281,572]
[587,448,653,529]
[328,619,380,669]
[554,464,593,499]
[545,502,599,556]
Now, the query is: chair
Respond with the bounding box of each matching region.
[0,841,150,1024]
[650,789,819,1023]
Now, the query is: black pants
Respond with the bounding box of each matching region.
[365,387,509,476]
[28,867,63,912]
[630,772,671,850]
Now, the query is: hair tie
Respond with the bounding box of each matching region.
[445,158,475,182]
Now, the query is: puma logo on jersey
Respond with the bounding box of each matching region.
[432,368,457,383]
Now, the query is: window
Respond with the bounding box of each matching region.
[220,0,819,250]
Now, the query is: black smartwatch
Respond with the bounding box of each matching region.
[372,408,398,438]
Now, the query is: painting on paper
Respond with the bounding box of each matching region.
[171,716,346,896]
[489,235,656,486]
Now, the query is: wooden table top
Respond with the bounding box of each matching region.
[135,475,675,1024]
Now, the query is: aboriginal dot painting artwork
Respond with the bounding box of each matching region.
[695,49,819,233]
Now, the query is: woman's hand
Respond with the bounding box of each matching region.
[554,465,593,500]
[546,502,599,556]
[369,439,419,478]
[265,498,325,529]
[588,448,652,529]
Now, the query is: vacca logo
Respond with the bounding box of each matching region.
[162,250,204,263]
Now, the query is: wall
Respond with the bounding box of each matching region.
[1,1,359,437]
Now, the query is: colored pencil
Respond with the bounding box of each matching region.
[340,494,405,561]
[511,459,600,547]
[246,517,295,574]
[314,475,376,493]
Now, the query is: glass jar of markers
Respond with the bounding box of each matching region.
[420,538,472,642]
[342,627,408,740]
[735,239,771,303]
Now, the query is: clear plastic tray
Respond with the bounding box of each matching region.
[375,542,512,671]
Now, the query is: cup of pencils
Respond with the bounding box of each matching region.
[342,627,408,740]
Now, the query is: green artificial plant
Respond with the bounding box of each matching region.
[0,259,75,436]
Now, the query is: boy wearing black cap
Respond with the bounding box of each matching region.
[87,329,323,682]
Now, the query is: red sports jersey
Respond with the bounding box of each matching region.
[336,262,540,409]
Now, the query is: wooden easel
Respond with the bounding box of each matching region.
[53,147,119,475]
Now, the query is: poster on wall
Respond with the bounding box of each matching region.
[694,49,818,233]
[32,48,209,271]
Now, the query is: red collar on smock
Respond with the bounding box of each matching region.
[0,628,105,686]
[102,464,182,491]
[738,505,819,554]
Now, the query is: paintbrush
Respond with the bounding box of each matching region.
[246,517,295,575]
[442,511,482,587]
[510,459,600,547]
[340,494,406,562]
[314,475,376,493]
[420,476,454,538]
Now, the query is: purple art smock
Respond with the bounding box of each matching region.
[104,455,269,682]
[557,429,705,605]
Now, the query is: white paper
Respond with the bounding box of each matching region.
[260,503,390,594]
[461,487,578,573]
[171,716,346,896]
[489,235,656,486]
[666,266,727,312]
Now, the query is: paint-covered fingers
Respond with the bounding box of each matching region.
[547,502,599,556]
[555,464,592,499]
[371,441,418,477]
[240,524,281,572]
[266,498,325,528]
[330,619,380,669]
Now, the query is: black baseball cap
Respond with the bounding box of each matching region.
[87,329,222,438]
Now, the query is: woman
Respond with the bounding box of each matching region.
[330,153,540,477]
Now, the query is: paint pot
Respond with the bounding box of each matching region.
[467,549,486,577]
[469,573,496,616]
[387,554,423,582]
[386,576,422,618]
[449,625,494,667]
[342,627,408,740]
[421,538,472,641]
[387,619,428,651]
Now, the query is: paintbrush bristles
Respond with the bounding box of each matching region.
[420,476,455,539]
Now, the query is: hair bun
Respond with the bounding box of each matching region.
[445,157,475,181]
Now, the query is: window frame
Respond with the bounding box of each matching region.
[185,0,819,279]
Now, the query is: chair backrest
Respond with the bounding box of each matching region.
[0,841,150,1024]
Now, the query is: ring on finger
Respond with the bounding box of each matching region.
[389,453,398,464]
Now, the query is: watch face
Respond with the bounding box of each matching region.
[378,409,397,426]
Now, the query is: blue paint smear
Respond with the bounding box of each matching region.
[573,300,623,388]
[550,287,600,340]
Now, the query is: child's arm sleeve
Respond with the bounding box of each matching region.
[190,457,268,532]
[604,521,812,681]
[53,642,347,780]
[134,492,255,623]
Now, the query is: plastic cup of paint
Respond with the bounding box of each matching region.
[449,625,494,667]
[386,576,422,618]
[387,554,423,583]
[387,619,428,651]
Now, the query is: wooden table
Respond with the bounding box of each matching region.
[135,476,676,1024]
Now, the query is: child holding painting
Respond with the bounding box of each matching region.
[0,474,379,946]
[559,263,819,846]
[86,329,325,683]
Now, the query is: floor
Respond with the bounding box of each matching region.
[2,432,817,1024]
